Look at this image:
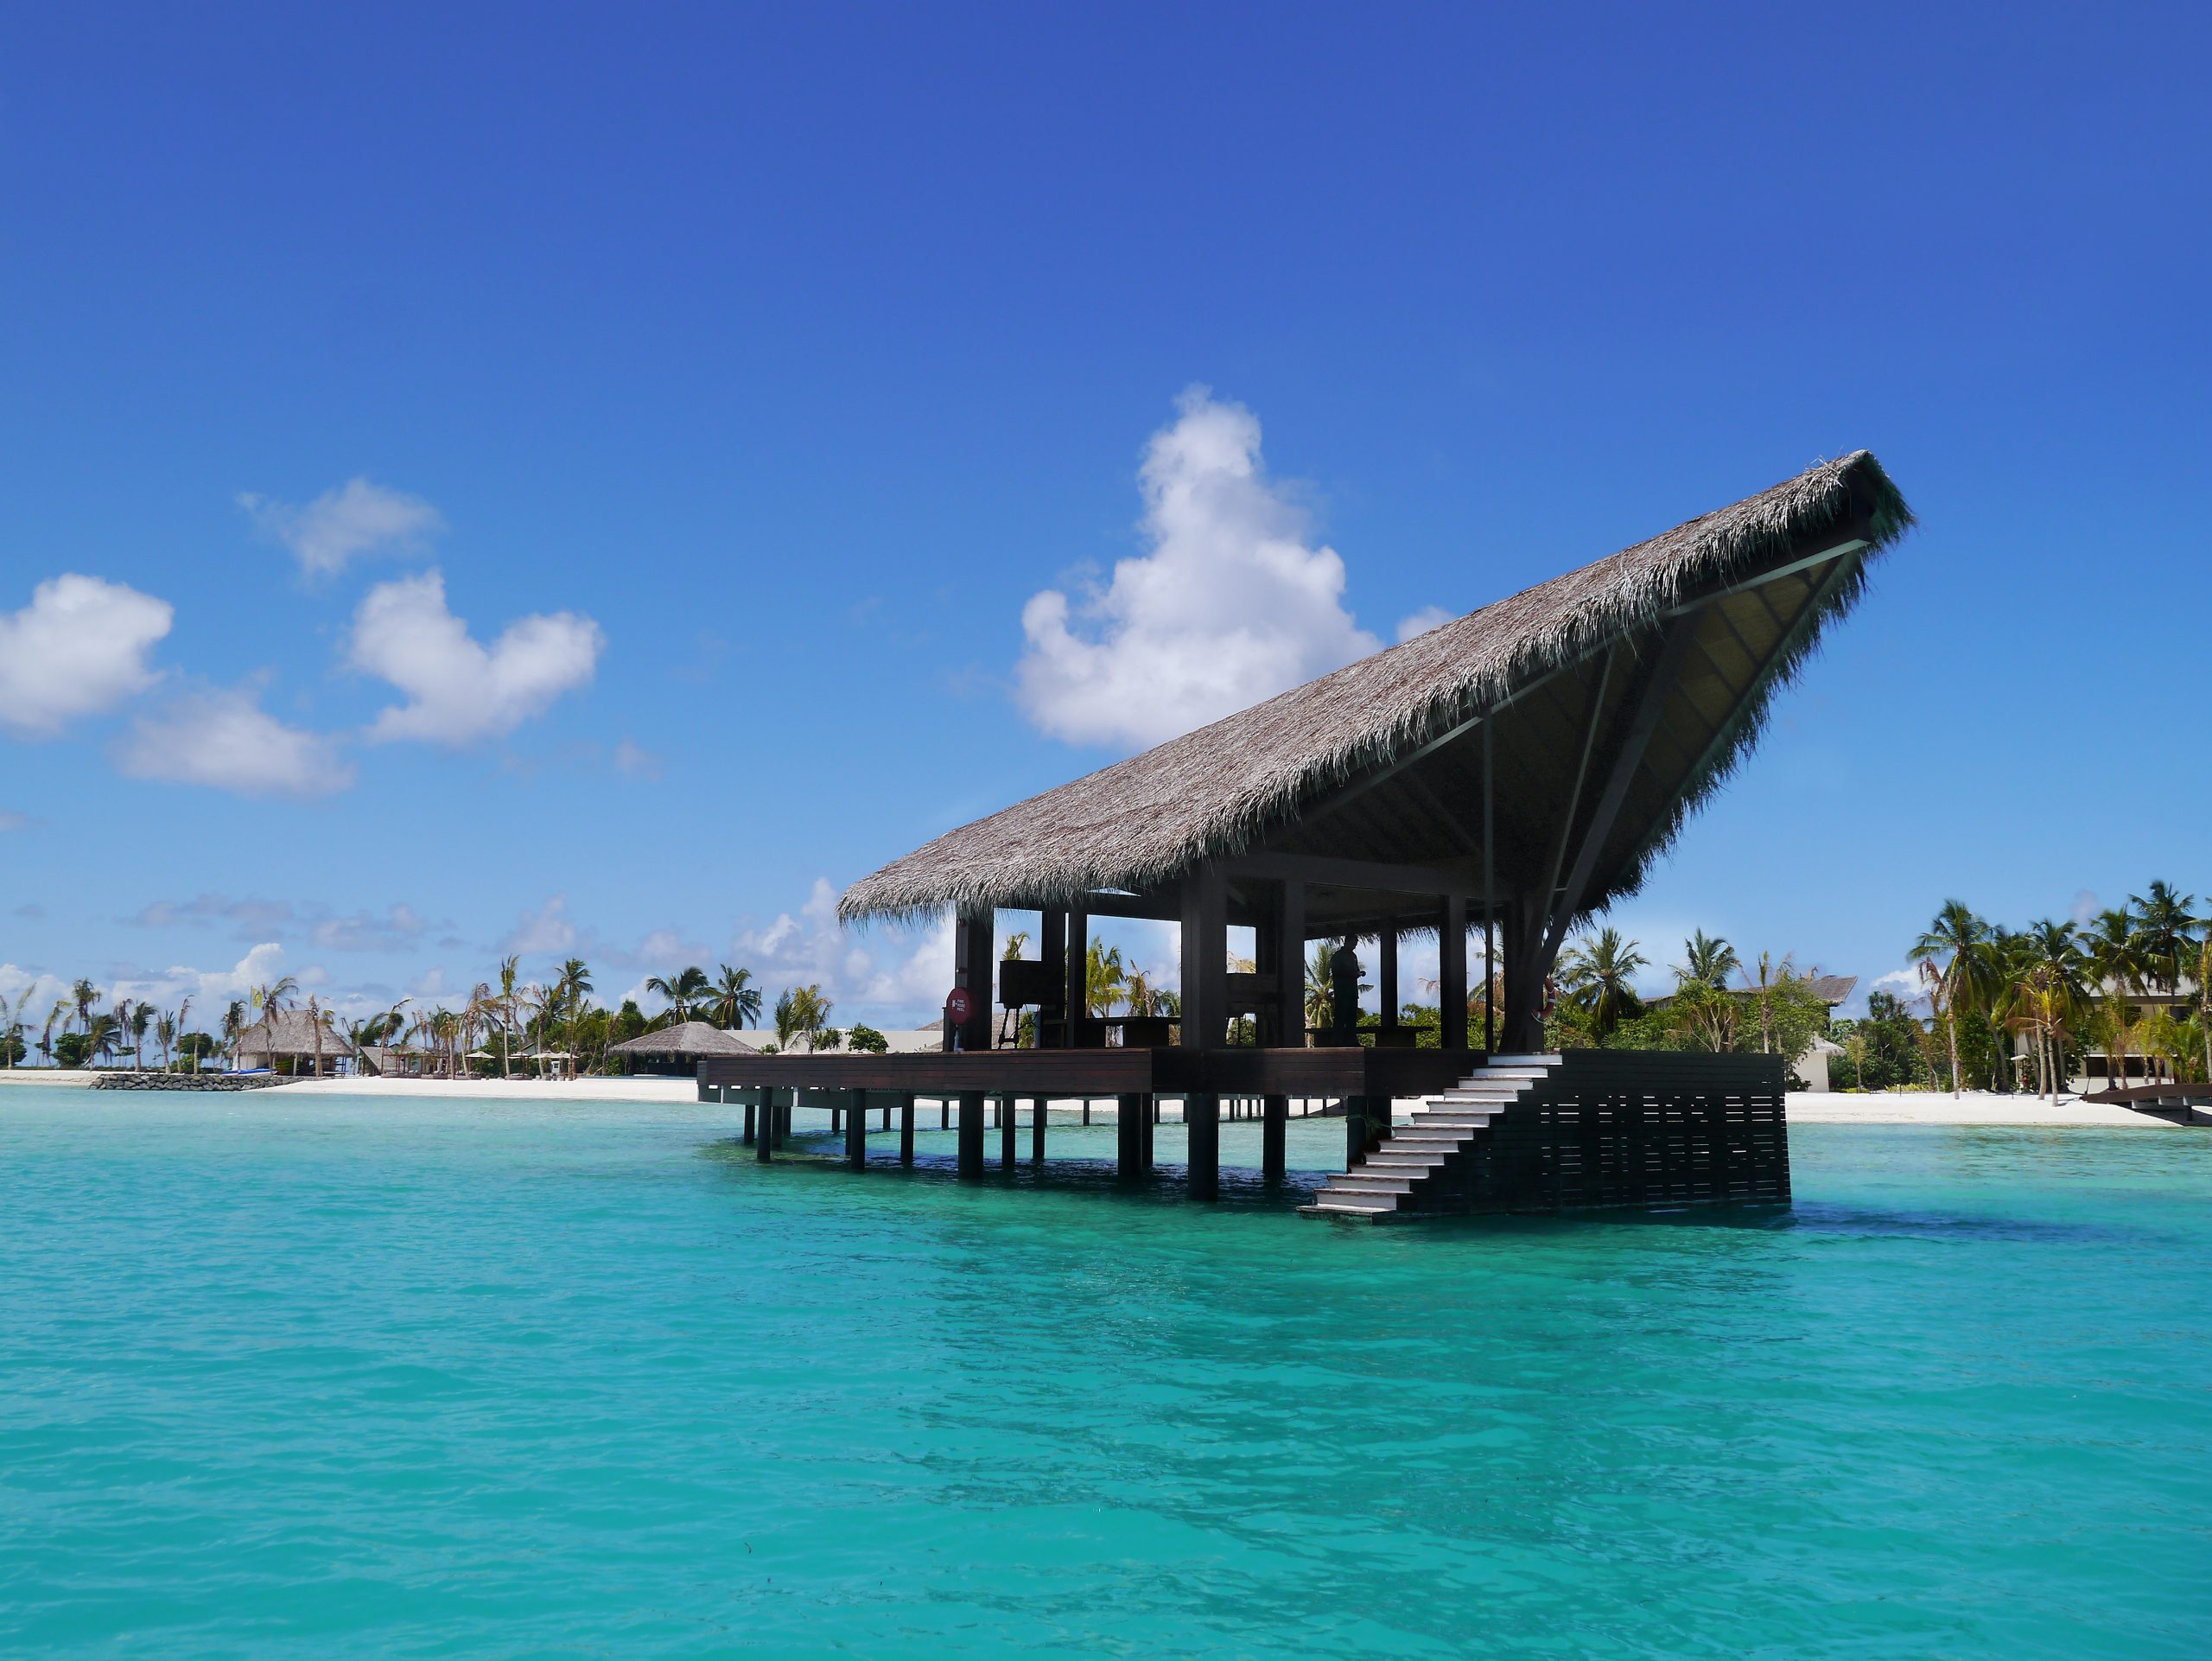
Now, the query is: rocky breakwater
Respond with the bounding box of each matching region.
[91,1072,291,1091]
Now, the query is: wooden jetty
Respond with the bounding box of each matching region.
[702,452,1911,1219]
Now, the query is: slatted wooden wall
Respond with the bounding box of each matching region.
[1432,1049,1789,1214]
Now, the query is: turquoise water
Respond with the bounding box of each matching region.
[3,1087,2208,1659]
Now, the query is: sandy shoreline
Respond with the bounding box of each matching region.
[0,1068,2181,1128]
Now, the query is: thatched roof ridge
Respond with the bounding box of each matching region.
[232,1008,346,1059]
[841,451,1913,924]
[607,1020,760,1058]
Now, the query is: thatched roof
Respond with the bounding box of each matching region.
[232,1009,346,1060]
[842,452,1912,926]
[607,1020,760,1058]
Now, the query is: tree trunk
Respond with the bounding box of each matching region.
[1947,1010,1961,1098]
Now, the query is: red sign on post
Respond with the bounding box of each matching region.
[944,987,973,1026]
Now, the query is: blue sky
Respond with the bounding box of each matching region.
[3,3,2207,1031]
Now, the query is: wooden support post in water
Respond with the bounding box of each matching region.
[1378,921,1399,1036]
[757,1090,773,1163]
[1187,1091,1220,1201]
[999,1095,1017,1170]
[1344,1096,1365,1168]
[1031,1095,1046,1163]
[1262,1092,1287,1182]
[1116,1092,1143,1178]
[1369,1094,1390,1152]
[742,1096,756,1147]
[843,1089,866,1169]
[899,1093,916,1166]
[957,1090,985,1177]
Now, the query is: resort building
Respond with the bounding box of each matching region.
[703,452,1915,1218]
[607,1020,760,1077]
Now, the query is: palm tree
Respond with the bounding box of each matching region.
[176,996,193,1073]
[1909,901,1993,1097]
[128,1001,154,1072]
[1304,942,1334,1034]
[708,964,762,1031]
[83,1011,119,1067]
[2130,880,2198,998]
[1675,930,1739,990]
[1084,940,1127,1017]
[2078,907,2148,1089]
[39,998,66,1067]
[155,1009,177,1072]
[71,977,98,1034]
[1558,927,1649,1039]
[773,984,833,1052]
[645,965,710,1025]
[1737,951,1796,1055]
[249,976,299,1069]
[557,958,593,1036]
[1999,920,2087,1099]
[2195,933,2212,1086]
[1123,965,1157,1019]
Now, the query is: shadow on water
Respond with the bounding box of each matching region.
[699,1131,1809,1238]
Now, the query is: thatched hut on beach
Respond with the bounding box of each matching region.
[231,1009,347,1075]
[607,1021,760,1077]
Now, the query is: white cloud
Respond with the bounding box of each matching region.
[1396,605,1453,643]
[612,738,663,780]
[311,904,431,953]
[115,686,354,799]
[350,570,604,745]
[240,477,444,578]
[1015,387,1381,751]
[0,575,173,737]
[104,942,294,1014]
[501,894,579,958]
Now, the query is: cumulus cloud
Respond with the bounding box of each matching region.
[1015,388,1381,750]
[239,477,444,578]
[350,570,604,745]
[130,894,296,935]
[311,904,432,953]
[1396,606,1454,643]
[0,575,174,737]
[501,894,579,958]
[115,686,354,799]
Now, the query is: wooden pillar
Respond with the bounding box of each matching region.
[742,1095,756,1147]
[1031,1095,1046,1163]
[1000,1094,1017,1169]
[1262,1092,1287,1182]
[757,1089,773,1163]
[1439,892,1468,1053]
[1041,908,1067,1047]
[880,1102,891,1131]
[1116,1092,1144,1178]
[843,1089,866,1169]
[1065,907,1089,1041]
[1484,718,1498,1055]
[1186,1091,1220,1200]
[1369,1094,1390,1151]
[830,1102,842,1138]
[1179,866,1228,1049]
[954,906,995,1053]
[940,1099,950,1130]
[957,1090,985,1177]
[1141,1092,1156,1172]
[1378,920,1400,1033]
[1271,879,1306,1048]
[899,1093,915,1166]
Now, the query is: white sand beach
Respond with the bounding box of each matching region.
[3,1068,2181,1128]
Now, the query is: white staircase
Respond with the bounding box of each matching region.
[1302,1055,1564,1221]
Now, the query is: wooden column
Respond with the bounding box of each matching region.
[1000,1094,1017,1169]
[742,1096,756,1147]
[1271,879,1306,1047]
[1065,907,1089,1041]
[954,906,995,1053]
[1179,866,1228,1049]
[1040,908,1067,1047]
[1439,892,1467,1053]
[1484,718,1498,1054]
[1377,920,1400,1034]
[1141,1092,1156,1172]
[1344,1096,1366,1168]
[1031,1095,1046,1163]
[757,1089,773,1163]
[843,1089,866,1168]
[1186,1091,1220,1201]
[956,1090,985,1177]
[1262,1092,1287,1182]
[1116,1091,1143,1178]
[899,1093,915,1166]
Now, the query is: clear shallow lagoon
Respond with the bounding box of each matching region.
[3,1086,2207,1659]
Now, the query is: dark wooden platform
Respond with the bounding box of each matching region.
[696,1046,1476,1099]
